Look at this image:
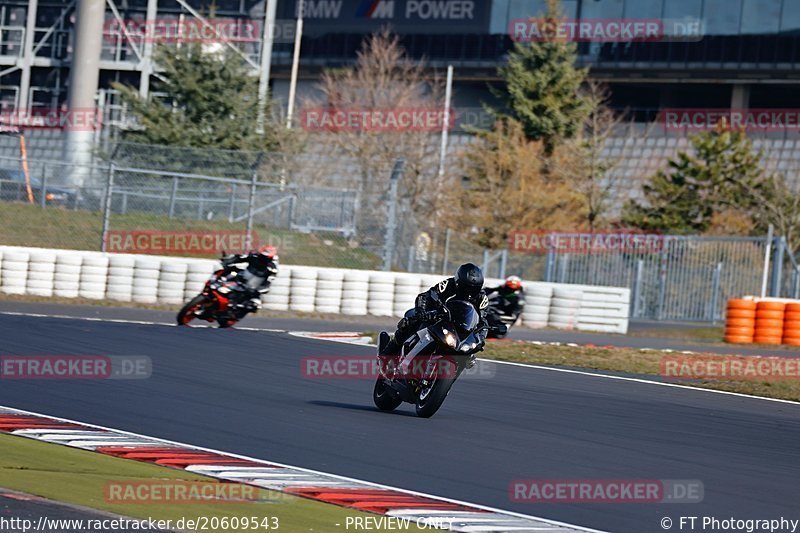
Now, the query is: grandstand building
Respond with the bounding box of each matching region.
[1,0,798,181]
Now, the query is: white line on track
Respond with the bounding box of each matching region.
[0,311,285,333]
[0,404,604,533]
[479,358,800,406]
[294,331,800,407]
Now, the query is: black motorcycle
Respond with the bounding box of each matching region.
[485,292,524,339]
[373,300,486,418]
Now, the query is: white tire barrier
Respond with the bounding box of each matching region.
[548,287,582,330]
[132,257,160,303]
[158,261,187,304]
[78,255,108,299]
[0,246,630,333]
[393,275,422,317]
[290,268,317,312]
[576,287,631,334]
[26,252,55,296]
[367,273,394,316]
[520,283,552,328]
[314,269,343,313]
[53,253,81,298]
[105,254,136,301]
[341,269,369,315]
[1,251,29,294]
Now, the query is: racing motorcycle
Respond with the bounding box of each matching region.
[176,254,271,328]
[373,300,488,418]
[485,292,524,339]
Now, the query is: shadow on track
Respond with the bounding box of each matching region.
[307,400,418,417]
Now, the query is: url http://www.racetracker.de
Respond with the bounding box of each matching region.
[0,515,281,532]
[662,517,800,532]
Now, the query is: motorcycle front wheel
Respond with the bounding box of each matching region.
[415,377,455,418]
[177,295,207,326]
[373,378,402,411]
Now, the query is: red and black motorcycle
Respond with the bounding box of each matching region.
[177,251,276,328]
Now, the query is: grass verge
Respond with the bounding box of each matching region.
[0,202,379,269]
[0,433,426,532]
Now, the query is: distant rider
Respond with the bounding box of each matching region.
[485,275,526,321]
[219,245,279,314]
[379,263,490,366]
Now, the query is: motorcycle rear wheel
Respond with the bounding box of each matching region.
[177,295,207,326]
[373,378,402,411]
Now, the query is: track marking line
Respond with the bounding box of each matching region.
[0,311,285,333]
[0,406,603,533]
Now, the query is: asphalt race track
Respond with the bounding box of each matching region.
[4,300,799,357]
[0,311,799,532]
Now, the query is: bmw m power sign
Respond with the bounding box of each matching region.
[278,0,491,34]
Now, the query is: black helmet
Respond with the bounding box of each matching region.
[455,263,484,298]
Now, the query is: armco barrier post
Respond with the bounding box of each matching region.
[656,236,670,320]
[382,159,404,272]
[227,184,237,222]
[770,236,785,297]
[100,163,115,252]
[245,170,256,249]
[792,267,800,299]
[39,162,48,209]
[709,262,722,324]
[632,259,643,318]
[168,176,179,218]
[441,227,451,275]
[544,235,556,282]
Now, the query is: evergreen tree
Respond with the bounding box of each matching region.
[113,44,284,152]
[493,0,591,153]
[622,123,765,233]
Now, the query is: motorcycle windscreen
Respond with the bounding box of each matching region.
[446,300,479,332]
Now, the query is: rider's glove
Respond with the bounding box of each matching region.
[422,309,440,322]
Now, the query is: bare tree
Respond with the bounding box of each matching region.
[300,31,451,226]
[745,173,800,255]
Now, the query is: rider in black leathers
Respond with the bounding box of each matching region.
[379,263,490,365]
[219,246,279,315]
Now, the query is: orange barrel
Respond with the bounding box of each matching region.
[754,301,785,344]
[724,299,755,344]
[783,303,800,345]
